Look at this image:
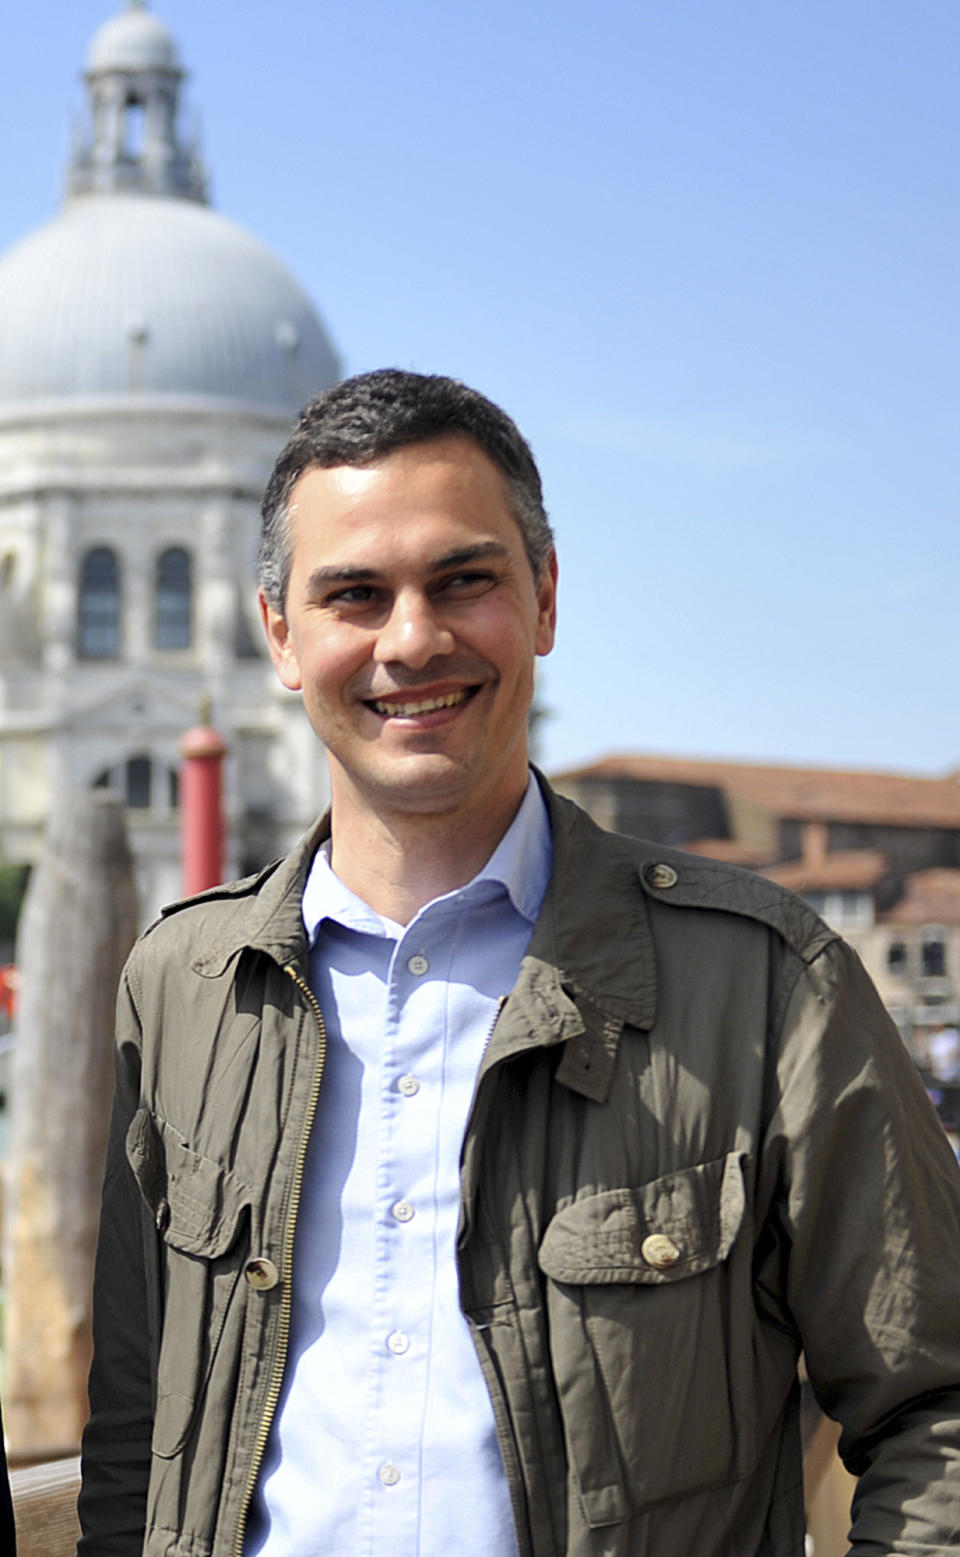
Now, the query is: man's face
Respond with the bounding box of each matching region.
[260,435,557,830]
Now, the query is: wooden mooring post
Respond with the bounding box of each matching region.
[3,790,138,1460]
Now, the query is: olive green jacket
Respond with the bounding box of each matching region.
[79,782,960,1556]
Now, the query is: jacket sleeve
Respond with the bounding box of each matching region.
[764,936,960,1553]
[78,958,158,1554]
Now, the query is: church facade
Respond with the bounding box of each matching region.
[0,3,341,919]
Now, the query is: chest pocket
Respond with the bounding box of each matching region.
[537,1151,755,1527]
[126,1106,255,1458]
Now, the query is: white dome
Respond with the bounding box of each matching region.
[86,6,181,75]
[0,196,341,410]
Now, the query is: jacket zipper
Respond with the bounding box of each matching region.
[461,997,534,1557]
[458,994,508,1249]
[232,962,327,1557]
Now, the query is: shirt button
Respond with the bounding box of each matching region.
[407,952,429,976]
[392,1199,415,1223]
[379,1462,401,1486]
[397,1074,420,1096]
[387,1330,410,1354]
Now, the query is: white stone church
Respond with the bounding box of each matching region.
[0,2,341,920]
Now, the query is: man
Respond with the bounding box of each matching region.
[79,369,960,1556]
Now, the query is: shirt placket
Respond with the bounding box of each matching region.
[364,919,445,1557]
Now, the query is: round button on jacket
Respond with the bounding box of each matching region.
[244,1257,280,1290]
[641,1233,682,1269]
[379,1462,401,1486]
[397,1074,420,1097]
[646,863,679,890]
[391,1199,415,1223]
[407,952,429,976]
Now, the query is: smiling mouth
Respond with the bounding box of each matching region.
[367,688,475,718]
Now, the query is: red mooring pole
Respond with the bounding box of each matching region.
[179,714,228,895]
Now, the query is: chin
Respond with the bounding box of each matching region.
[364,752,487,812]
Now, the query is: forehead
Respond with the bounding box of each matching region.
[285,435,523,562]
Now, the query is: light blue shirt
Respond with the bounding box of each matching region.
[245,775,552,1557]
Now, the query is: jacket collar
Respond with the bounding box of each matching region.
[190,774,659,1098]
[484,774,657,1102]
[189,815,331,976]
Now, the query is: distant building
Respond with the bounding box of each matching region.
[0,3,341,918]
[553,754,960,1048]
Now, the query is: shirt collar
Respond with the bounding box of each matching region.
[301,772,553,942]
[479,771,552,922]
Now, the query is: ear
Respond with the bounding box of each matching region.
[534,550,558,657]
[258,587,303,691]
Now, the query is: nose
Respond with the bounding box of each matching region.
[373,589,455,669]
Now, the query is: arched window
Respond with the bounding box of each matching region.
[123,96,146,159]
[126,754,152,809]
[234,586,261,659]
[93,753,179,812]
[155,546,192,649]
[922,930,948,979]
[78,547,120,659]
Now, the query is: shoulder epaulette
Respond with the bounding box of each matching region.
[140,858,284,936]
[632,840,837,964]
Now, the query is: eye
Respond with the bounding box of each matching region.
[327,584,379,607]
[439,570,496,596]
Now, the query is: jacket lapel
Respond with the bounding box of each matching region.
[483,779,657,1103]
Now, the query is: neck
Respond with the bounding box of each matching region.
[327,778,529,924]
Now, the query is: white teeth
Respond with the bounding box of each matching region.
[371,689,469,717]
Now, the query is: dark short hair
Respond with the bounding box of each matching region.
[258,368,554,613]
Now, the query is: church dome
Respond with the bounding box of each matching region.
[86,6,181,75]
[0,4,340,412]
[0,197,340,410]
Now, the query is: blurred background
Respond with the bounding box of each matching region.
[1,3,959,1549]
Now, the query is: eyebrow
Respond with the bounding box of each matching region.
[304,541,511,596]
[304,564,377,593]
[430,541,511,570]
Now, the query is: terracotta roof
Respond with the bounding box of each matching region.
[762,849,887,892]
[681,838,770,867]
[882,870,960,926]
[553,754,960,829]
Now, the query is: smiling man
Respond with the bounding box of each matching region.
[80,370,960,1557]
[260,430,556,921]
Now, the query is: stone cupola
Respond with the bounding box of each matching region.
[67,0,207,203]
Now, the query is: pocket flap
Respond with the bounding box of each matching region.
[126,1106,252,1258]
[537,1151,746,1285]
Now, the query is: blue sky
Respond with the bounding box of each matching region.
[3,1,959,776]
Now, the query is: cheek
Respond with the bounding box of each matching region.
[300,636,370,704]
[494,611,544,675]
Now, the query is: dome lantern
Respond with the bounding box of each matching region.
[0,2,340,410]
[67,0,206,203]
